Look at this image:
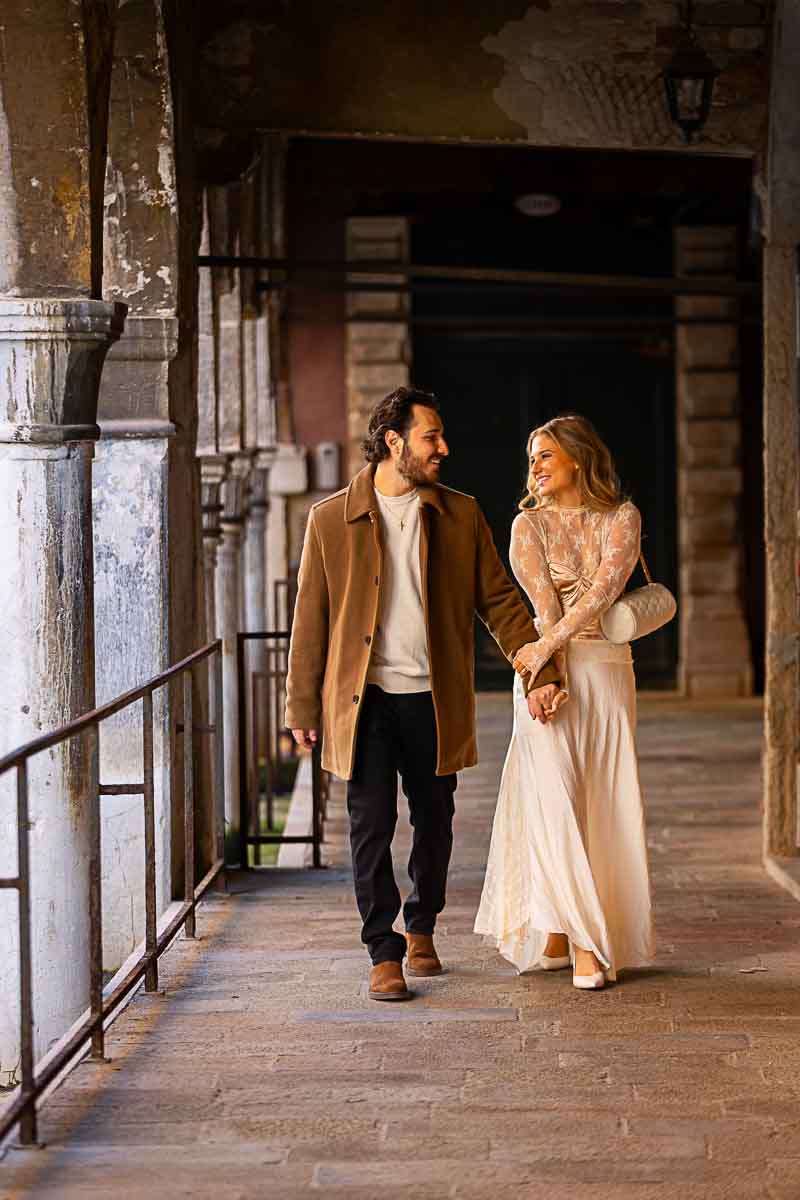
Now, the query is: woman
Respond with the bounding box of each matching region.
[474,414,654,990]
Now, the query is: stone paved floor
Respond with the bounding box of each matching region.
[4,694,800,1199]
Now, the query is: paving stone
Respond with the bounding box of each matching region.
[3,696,797,1200]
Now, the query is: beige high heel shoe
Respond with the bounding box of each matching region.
[540,953,571,971]
[573,969,605,990]
[572,947,605,990]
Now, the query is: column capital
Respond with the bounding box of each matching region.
[200,456,227,541]
[230,450,257,479]
[221,472,246,523]
[200,454,229,489]
[0,299,126,445]
[98,314,179,435]
[248,465,271,511]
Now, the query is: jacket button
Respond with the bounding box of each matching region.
[353,694,359,704]
[364,635,371,645]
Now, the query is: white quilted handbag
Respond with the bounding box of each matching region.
[600,552,677,644]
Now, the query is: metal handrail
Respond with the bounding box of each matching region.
[0,639,226,1148]
[236,631,326,869]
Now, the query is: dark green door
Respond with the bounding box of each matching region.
[413,335,677,689]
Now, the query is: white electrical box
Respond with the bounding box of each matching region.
[314,441,340,491]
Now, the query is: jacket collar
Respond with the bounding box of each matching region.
[345,463,445,523]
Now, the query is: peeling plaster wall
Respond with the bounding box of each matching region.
[483,2,765,152]
[0,1,104,294]
[103,0,178,317]
[195,0,769,155]
[92,438,171,969]
[0,443,95,1074]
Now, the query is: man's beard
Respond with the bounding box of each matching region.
[398,444,441,486]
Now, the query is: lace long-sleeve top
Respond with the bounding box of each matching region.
[510,500,641,692]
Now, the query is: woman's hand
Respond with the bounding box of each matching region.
[513,640,545,680]
[526,684,569,724]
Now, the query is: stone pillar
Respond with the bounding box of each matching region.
[345,217,410,479]
[215,471,245,853]
[674,227,753,700]
[0,0,120,1081]
[762,0,800,862]
[244,463,271,634]
[95,0,181,970]
[0,300,124,1074]
[197,192,221,643]
[201,458,226,645]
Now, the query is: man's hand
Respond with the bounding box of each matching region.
[526,684,567,724]
[292,728,318,751]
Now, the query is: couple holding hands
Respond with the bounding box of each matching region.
[287,387,653,999]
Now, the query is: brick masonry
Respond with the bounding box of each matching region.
[345,217,410,479]
[674,226,753,699]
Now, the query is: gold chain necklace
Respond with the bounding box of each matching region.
[380,492,418,532]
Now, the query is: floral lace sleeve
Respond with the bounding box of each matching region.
[509,512,568,694]
[509,512,563,633]
[512,502,641,684]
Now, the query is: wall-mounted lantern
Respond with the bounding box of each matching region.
[663,0,719,143]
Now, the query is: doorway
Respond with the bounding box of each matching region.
[414,333,677,688]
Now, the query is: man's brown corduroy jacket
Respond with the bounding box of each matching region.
[285,464,559,780]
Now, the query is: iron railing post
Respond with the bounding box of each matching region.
[88,724,106,1058]
[251,671,263,863]
[183,671,196,937]
[0,639,225,1147]
[16,762,36,1146]
[213,648,226,877]
[142,692,158,990]
[311,740,323,869]
[237,633,248,869]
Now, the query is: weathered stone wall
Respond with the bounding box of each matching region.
[345,217,410,481]
[0,1,122,1079]
[96,0,179,971]
[0,1,113,296]
[674,226,753,699]
[761,0,800,861]
[195,0,769,155]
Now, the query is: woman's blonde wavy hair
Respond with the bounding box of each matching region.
[519,413,622,512]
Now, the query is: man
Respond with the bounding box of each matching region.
[286,387,561,1001]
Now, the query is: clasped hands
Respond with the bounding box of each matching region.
[514,640,568,725]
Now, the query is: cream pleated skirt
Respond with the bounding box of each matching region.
[474,639,654,981]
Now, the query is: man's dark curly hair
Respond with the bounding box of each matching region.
[361,386,441,465]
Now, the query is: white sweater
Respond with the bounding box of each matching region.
[366,488,431,694]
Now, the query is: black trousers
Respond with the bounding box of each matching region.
[346,685,457,964]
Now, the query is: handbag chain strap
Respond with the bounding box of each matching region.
[638,551,654,586]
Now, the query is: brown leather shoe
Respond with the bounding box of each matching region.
[368,960,411,1001]
[405,932,443,977]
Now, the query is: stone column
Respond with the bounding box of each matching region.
[244,463,272,634]
[345,217,410,479]
[215,472,245,854]
[95,0,182,970]
[0,300,124,1074]
[198,192,221,642]
[0,0,120,1081]
[230,453,254,634]
[674,227,753,699]
[201,458,226,645]
[762,0,800,864]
